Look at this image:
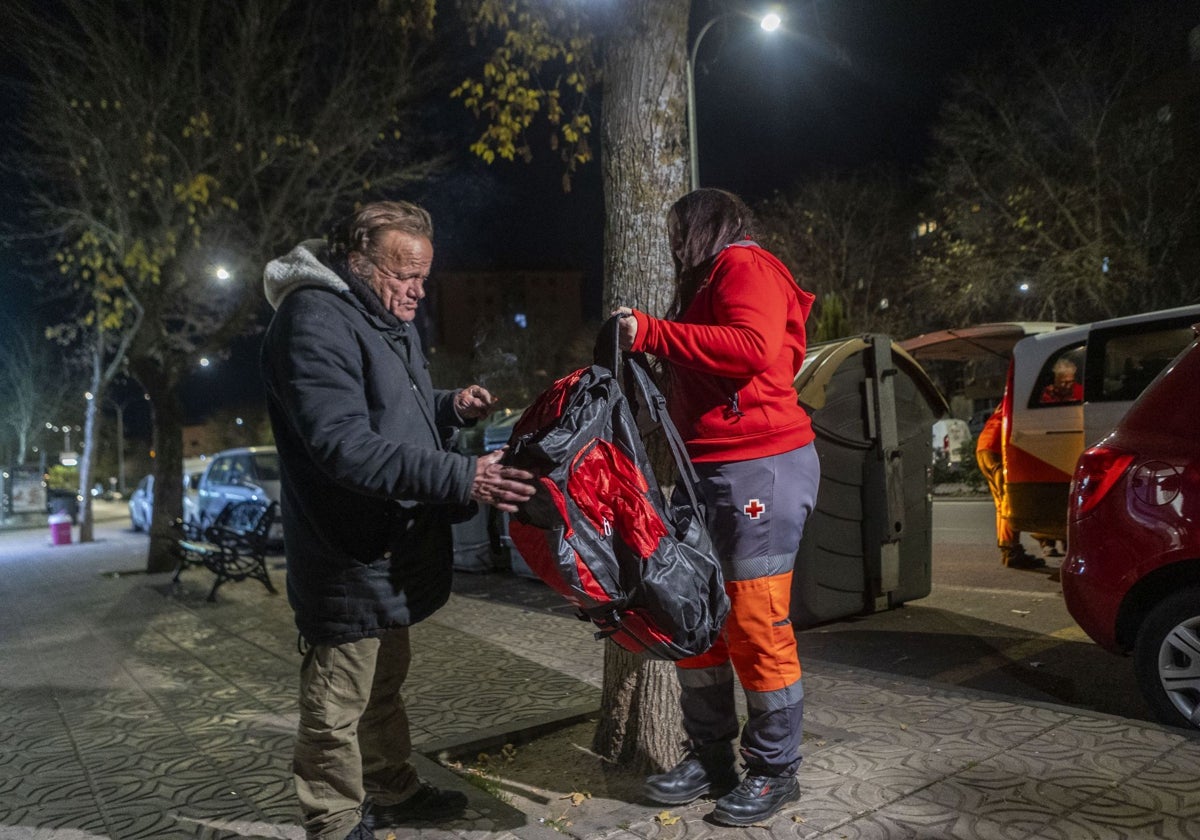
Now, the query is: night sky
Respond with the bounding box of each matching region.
[0,0,1142,422]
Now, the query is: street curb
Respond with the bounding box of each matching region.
[421,703,601,761]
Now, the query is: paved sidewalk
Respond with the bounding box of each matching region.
[0,521,1197,840]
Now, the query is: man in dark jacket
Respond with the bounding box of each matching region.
[261,201,535,840]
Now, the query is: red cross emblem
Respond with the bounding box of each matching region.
[743,499,765,519]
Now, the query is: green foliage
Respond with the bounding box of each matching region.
[11,0,447,363]
[931,436,985,491]
[46,465,80,491]
[926,436,984,489]
[955,436,985,491]
[6,0,447,560]
[453,0,600,186]
[813,294,850,342]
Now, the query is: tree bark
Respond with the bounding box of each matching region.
[131,356,186,574]
[599,0,690,318]
[76,379,103,544]
[591,0,691,773]
[593,641,685,775]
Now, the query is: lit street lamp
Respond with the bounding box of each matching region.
[686,8,783,191]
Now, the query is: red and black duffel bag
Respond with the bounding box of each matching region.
[502,318,729,660]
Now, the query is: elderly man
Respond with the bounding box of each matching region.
[1039,357,1084,404]
[260,200,535,840]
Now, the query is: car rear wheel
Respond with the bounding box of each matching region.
[1133,588,1200,730]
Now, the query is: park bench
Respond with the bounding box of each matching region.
[174,500,280,602]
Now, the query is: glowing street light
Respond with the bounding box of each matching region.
[215,266,231,281]
[687,8,784,191]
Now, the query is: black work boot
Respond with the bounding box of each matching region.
[1001,545,1045,569]
[362,781,468,828]
[643,742,740,805]
[711,773,800,826]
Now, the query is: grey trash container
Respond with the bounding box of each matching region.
[450,421,498,573]
[481,410,544,579]
[451,503,495,573]
[791,334,948,627]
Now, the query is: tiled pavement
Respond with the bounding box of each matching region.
[0,512,1198,839]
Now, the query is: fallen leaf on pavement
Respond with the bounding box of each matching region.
[656,811,681,825]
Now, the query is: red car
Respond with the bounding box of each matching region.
[1062,325,1200,730]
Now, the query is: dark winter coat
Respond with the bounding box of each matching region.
[260,240,475,645]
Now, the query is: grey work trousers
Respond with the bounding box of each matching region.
[293,628,420,840]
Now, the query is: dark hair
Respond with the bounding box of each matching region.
[327,200,433,261]
[667,189,756,317]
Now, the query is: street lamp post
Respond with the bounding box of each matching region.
[686,9,782,191]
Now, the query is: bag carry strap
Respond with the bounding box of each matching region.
[594,315,706,515]
[593,314,623,373]
[624,354,706,516]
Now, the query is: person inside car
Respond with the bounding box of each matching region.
[1039,358,1084,404]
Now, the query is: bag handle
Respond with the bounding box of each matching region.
[593,314,622,373]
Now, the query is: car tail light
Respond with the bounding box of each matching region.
[1071,445,1135,517]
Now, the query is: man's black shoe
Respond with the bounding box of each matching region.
[363,782,468,827]
[643,744,740,805]
[711,774,800,826]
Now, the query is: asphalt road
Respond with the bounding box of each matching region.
[793,495,1155,726]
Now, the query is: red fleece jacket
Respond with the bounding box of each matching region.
[630,243,816,462]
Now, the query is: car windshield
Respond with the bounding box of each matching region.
[253,452,281,481]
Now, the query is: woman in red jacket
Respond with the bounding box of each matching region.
[615,188,819,827]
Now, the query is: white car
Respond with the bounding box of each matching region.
[128,472,201,532]
[128,475,154,531]
[194,446,283,546]
[932,418,971,465]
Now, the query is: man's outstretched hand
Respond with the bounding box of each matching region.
[455,384,500,420]
[471,449,536,512]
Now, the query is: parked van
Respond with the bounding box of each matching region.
[900,321,1071,467]
[1003,304,1200,540]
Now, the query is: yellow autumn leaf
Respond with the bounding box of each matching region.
[655,811,680,825]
